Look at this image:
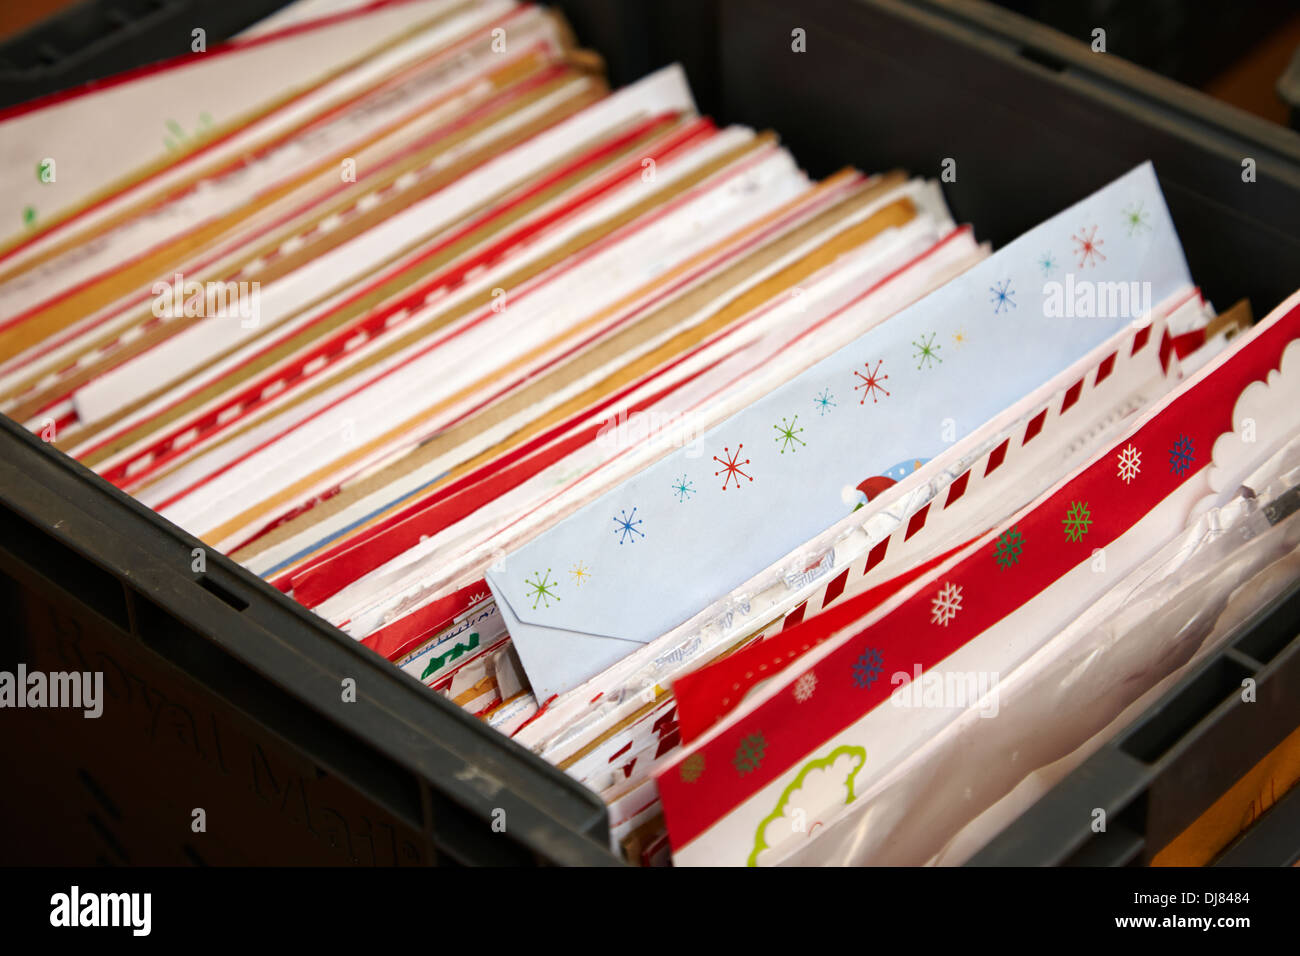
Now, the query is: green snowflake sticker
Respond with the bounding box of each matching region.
[772,415,806,454]
[524,569,560,609]
[1062,501,1092,542]
[680,753,705,783]
[993,526,1024,568]
[163,111,215,152]
[1122,200,1151,237]
[912,333,942,370]
[733,733,767,776]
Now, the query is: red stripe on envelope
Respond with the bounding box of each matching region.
[671,540,973,745]
[97,111,699,487]
[143,115,717,512]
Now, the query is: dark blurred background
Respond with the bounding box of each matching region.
[994,0,1300,127]
[3,0,1300,127]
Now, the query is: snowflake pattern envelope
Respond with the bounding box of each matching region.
[487,163,1193,702]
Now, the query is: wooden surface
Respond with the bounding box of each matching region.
[0,0,83,41]
[1204,12,1300,126]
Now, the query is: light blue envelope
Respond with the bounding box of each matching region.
[487,163,1192,701]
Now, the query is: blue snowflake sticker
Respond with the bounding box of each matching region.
[852,647,884,689]
[612,507,645,544]
[671,475,695,503]
[1168,434,1195,475]
[989,279,1016,314]
[814,388,836,416]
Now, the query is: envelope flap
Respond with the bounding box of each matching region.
[488,581,655,702]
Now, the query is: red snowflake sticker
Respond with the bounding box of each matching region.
[854,359,891,405]
[1072,225,1106,269]
[713,444,753,490]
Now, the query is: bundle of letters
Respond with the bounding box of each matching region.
[3,0,1299,866]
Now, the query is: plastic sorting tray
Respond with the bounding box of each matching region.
[969,580,1300,866]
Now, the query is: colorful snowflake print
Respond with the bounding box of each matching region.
[1168,434,1195,475]
[569,561,592,587]
[953,329,967,348]
[1122,201,1151,237]
[1117,444,1141,484]
[680,752,705,783]
[524,569,560,609]
[993,526,1024,569]
[1038,250,1058,276]
[852,648,884,689]
[714,444,753,490]
[912,333,942,370]
[989,279,1016,314]
[1072,225,1106,269]
[793,671,818,703]
[815,388,836,415]
[1062,501,1092,542]
[854,359,891,404]
[612,507,645,544]
[773,415,806,454]
[671,474,696,502]
[930,581,963,627]
[733,733,767,776]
